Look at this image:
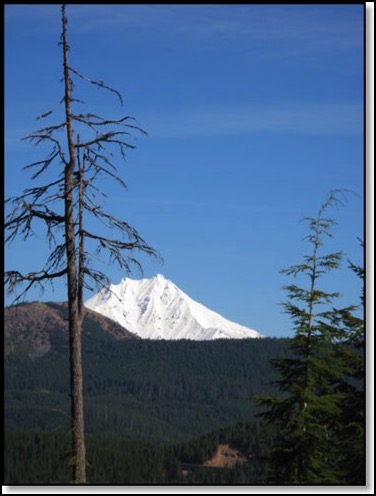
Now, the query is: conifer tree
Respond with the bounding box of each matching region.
[254,191,353,484]
[5,4,158,483]
[326,242,365,484]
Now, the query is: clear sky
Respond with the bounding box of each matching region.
[5,4,365,338]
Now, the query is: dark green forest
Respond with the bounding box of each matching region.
[4,327,364,485]
[5,307,289,484]
[4,420,276,484]
[5,303,289,441]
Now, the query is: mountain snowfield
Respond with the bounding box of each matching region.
[85,274,263,341]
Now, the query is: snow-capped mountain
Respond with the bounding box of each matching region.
[85,274,263,340]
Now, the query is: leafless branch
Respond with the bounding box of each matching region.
[72,113,147,136]
[84,152,127,189]
[22,150,61,179]
[7,177,65,206]
[68,65,124,106]
[5,201,64,244]
[75,131,135,149]
[5,268,67,304]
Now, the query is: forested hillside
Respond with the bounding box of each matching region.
[5,302,289,442]
[5,297,364,485]
[5,420,276,484]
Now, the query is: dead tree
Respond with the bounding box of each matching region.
[5,4,159,484]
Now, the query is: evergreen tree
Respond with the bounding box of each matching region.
[254,191,354,484]
[326,242,365,484]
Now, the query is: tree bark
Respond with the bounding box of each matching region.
[61,4,86,483]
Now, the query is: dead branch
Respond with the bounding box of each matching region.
[68,65,124,106]
[5,268,68,303]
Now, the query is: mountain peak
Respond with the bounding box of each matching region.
[85,275,263,341]
[149,273,169,286]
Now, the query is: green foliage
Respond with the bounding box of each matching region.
[4,431,72,484]
[329,247,365,484]
[5,331,290,442]
[4,421,275,484]
[253,192,365,485]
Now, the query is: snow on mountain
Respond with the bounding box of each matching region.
[85,274,263,341]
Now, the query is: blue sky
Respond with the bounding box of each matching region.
[5,4,365,337]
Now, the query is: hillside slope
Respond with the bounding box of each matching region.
[5,301,138,358]
[5,303,289,441]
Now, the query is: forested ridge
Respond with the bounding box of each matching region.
[5,301,289,441]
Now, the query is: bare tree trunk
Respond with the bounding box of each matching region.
[77,137,85,322]
[5,6,158,482]
[61,5,86,484]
